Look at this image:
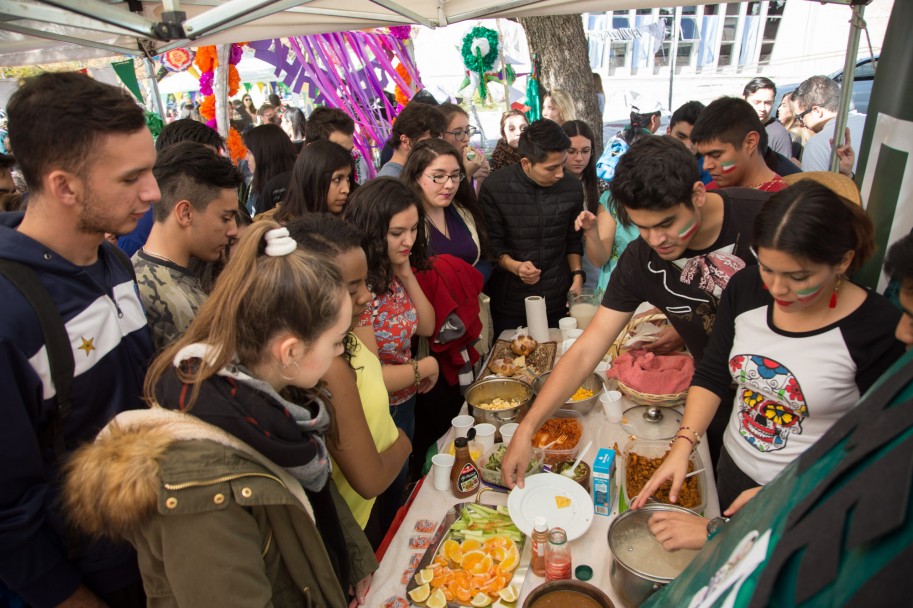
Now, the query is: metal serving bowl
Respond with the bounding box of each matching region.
[465,377,534,430]
[522,579,614,608]
[531,371,604,415]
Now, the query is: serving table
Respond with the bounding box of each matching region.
[363,331,720,607]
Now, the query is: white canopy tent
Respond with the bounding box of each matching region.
[0,0,735,67]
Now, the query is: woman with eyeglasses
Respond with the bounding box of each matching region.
[491,110,529,173]
[401,138,490,482]
[401,138,492,280]
[439,103,490,192]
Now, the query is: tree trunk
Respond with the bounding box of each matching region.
[518,15,602,152]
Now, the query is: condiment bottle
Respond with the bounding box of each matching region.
[530,516,548,576]
[545,527,572,581]
[451,436,481,498]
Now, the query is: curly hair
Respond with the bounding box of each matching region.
[343,177,430,294]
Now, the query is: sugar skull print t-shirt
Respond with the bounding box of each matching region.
[691,268,903,485]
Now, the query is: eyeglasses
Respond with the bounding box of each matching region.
[796,107,815,127]
[444,127,478,141]
[424,172,465,184]
[568,148,592,158]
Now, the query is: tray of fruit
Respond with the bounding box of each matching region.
[406,503,531,608]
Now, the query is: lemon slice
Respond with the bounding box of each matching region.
[498,585,519,603]
[471,592,493,607]
[414,568,434,585]
[427,587,447,608]
[408,583,431,604]
[555,495,572,509]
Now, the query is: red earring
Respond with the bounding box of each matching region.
[761,283,769,290]
[829,277,842,309]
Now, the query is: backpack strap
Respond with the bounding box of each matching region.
[0,260,74,460]
[104,242,137,282]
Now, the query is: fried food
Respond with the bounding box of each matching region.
[626,452,701,509]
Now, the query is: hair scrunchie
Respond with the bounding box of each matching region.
[264,227,297,257]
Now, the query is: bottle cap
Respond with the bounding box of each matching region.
[533,516,548,532]
[575,565,593,581]
[454,436,468,448]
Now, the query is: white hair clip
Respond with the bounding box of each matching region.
[264,227,297,257]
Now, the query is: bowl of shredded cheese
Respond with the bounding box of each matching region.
[531,371,604,416]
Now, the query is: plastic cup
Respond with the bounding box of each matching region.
[600,390,623,423]
[558,317,578,340]
[473,423,497,453]
[452,415,475,438]
[565,328,584,340]
[431,453,455,491]
[594,361,611,384]
[499,423,519,445]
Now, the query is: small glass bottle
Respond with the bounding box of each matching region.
[530,517,548,576]
[544,527,572,581]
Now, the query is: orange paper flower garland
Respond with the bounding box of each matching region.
[194,44,247,163]
[394,62,412,107]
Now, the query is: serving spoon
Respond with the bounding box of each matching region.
[562,440,593,478]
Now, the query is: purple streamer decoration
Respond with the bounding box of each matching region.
[199,70,214,96]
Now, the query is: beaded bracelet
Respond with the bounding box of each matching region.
[410,359,422,388]
[670,434,696,449]
[678,425,701,439]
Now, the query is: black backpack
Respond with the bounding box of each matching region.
[0,246,136,461]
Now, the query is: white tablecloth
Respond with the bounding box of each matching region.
[363,330,720,607]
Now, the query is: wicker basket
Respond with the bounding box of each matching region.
[607,312,689,407]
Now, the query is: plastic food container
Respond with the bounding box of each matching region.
[531,410,586,466]
[619,438,706,515]
[478,443,544,486]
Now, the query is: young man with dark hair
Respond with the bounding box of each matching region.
[500,136,773,486]
[480,119,584,335]
[742,76,792,158]
[376,103,446,178]
[133,142,242,350]
[118,119,226,256]
[0,71,158,608]
[793,75,866,174]
[302,106,370,182]
[667,100,705,154]
[691,97,787,192]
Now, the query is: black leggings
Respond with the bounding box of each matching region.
[715,445,762,512]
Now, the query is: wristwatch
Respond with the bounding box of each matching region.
[706,516,731,540]
[570,269,586,282]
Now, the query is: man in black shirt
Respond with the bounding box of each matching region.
[502,137,772,486]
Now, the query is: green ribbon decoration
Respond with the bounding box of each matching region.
[144,111,164,140]
[111,59,144,103]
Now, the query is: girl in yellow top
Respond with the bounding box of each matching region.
[287,216,410,544]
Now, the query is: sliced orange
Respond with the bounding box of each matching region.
[454,585,473,604]
[460,550,487,570]
[499,544,520,573]
[442,539,463,564]
[442,586,455,602]
[483,535,509,552]
[460,538,483,553]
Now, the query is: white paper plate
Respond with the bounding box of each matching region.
[507,473,594,541]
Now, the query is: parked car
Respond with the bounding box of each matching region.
[776,55,878,117]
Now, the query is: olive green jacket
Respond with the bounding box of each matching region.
[63,408,377,608]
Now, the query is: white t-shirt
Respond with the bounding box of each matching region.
[801,112,867,173]
[691,269,902,485]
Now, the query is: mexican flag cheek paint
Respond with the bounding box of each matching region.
[721,161,737,174]
[678,217,699,239]
[796,283,824,302]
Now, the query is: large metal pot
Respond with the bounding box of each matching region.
[522,579,614,608]
[465,377,533,430]
[607,503,702,607]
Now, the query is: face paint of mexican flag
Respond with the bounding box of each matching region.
[678,217,699,239]
[796,283,824,302]
[721,161,738,174]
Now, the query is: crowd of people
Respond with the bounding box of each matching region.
[0,62,907,608]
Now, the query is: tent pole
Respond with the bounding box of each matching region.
[829,4,865,173]
[667,9,678,113]
[497,19,510,113]
[144,57,166,118]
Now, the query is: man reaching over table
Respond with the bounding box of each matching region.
[501,137,772,488]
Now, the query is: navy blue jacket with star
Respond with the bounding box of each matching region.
[0,212,152,607]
